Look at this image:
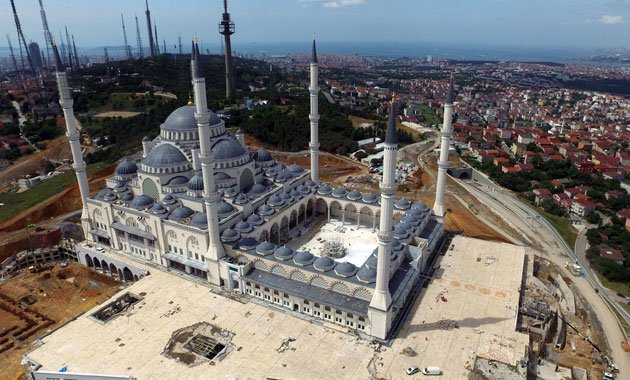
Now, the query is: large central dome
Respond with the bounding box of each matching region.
[161,105,222,132]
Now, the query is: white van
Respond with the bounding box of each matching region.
[422,366,442,376]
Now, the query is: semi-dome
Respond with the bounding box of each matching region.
[96,188,117,202]
[215,172,232,181]
[313,256,336,272]
[238,237,259,251]
[234,220,253,233]
[162,194,177,205]
[246,213,264,226]
[161,105,221,131]
[293,251,315,266]
[356,266,377,283]
[167,176,189,186]
[362,193,379,203]
[169,205,194,221]
[254,148,273,162]
[334,262,358,278]
[221,228,240,243]
[287,164,304,174]
[190,212,208,229]
[187,174,204,191]
[217,201,235,216]
[212,138,247,160]
[129,194,154,210]
[274,246,295,261]
[115,158,138,175]
[347,190,362,201]
[120,193,134,203]
[256,241,276,256]
[142,144,188,167]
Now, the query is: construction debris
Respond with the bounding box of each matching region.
[276,337,296,353]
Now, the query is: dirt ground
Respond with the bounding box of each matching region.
[0,136,71,184]
[0,264,121,380]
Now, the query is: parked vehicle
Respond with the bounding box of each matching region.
[422,366,442,376]
[406,365,420,375]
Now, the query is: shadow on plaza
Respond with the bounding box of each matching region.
[400,316,512,338]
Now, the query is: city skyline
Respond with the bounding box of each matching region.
[0,0,628,54]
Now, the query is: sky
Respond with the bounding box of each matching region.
[0,0,628,53]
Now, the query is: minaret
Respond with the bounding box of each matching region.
[145,0,156,56]
[309,37,320,184]
[191,37,225,284]
[433,75,455,218]
[368,100,398,340]
[52,41,90,237]
[218,0,235,99]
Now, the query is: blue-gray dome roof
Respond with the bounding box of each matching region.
[255,148,273,162]
[129,194,154,210]
[187,174,204,191]
[217,201,235,216]
[246,213,264,225]
[143,144,188,167]
[347,190,362,201]
[150,203,166,215]
[335,262,358,278]
[234,220,253,233]
[287,164,304,174]
[256,241,276,255]
[167,176,189,186]
[239,237,259,251]
[190,212,207,228]
[317,183,333,195]
[365,255,378,269]
[115,158,138,175]
[362,193,379,203]
[248,183,267,195]
[121,193,134,202]
[215,172,233,181]
[293,251,315,266]
[267,194,285,207]
[411,203,430,212]
[297,185,311,195]
[212,139,247,160]
[357,266,377,283]
[332,188,348,198]
[162,194,177,205]
[234,193,250,205]
[394,199,411,210]
[274,246,295,261]
[223,187,238,197]
[257,204,275,216]
[161,105,221,131]
[313,256,336,272]
[221,228,240,242]
[96,188,117,202]
[169,205,194,221]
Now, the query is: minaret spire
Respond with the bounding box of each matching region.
[368,99,399,340]
[309,36,320,183]
[145,0,156,56]
[433,74,455,218]
[218,0,235,99]
[52,40,90,238]
[191,36,225,284]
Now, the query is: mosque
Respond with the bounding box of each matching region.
[52,36,454,340]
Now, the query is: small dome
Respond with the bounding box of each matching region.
[142,144,189,167]
[256,241,276,255]
[317,183,333,195]
[212,138,247,160]
[304,180,317,188]
[129,194,154,210]
[275,171,293,183]
[365,255,378,268]
[113,180,126,190]
[234,193,250,205]
[115,158,138,175]
[221,228,241,243]
[97,188,117,202]
[190,212,208,229]
[150,203,167,215]
[394,199,411,210]
[290,189,302,199]
[274,246,295,261]
[293,251,315,266]
[168,176,189,186]
[393,226,410,239]
[287,164,304,174]
[246,214,264,226]
[238,237,259,251]
[397,222,414,232]
[257,204,275,216]
[402,215,420,226]
[362,193,379,203]
[121,193,134,202]
[234,220,253,233]
[408,208,425,217]
[248,183,267,195]
[411,203,430,212]
[215,172,233,181]
[169,205,194,221]
[187,174,204,191]
[280,192,293,202]
[162,194,177,205]
[223,187,238,198]
[313,256,336,272]
[297,185,311,195]
[255,148,273,162]
[334,262,358,278]
[356,266,377,283]
[264,167,278,177]
[332,188,348,198]
[267,194,285,207]
[391,239,404,251]
[347,190,362,201]
[217,201,235,216]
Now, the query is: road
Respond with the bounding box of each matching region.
[11,100,37,152]
[455,170,629,375]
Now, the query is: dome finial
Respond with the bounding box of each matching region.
[187,92,193,106]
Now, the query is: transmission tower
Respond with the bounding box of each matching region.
[121,14,133,61]
[10,0,35,73]
[38,0,53,69]
[135,15,144,58]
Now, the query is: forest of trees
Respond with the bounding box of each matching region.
[586,217,630,284]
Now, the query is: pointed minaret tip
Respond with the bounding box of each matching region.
[385,100,398,145]
[51,39,65,72]
[447,74,455,104]
[311,37,318,64]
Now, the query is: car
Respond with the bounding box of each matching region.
[406,365,420,375]
[422,366,442,376]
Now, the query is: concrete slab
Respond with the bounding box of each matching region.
[25,236,529,379]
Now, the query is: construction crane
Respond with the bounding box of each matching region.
[65,26,74,69]
[72,35,80,68]
[6,34,25,89]
[135,15,144,58]
[145,0,156,56]
[10,0,35,73]
[38,0,53,69]
[121,14,133,61]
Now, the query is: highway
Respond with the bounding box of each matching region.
[455,169,629,375]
